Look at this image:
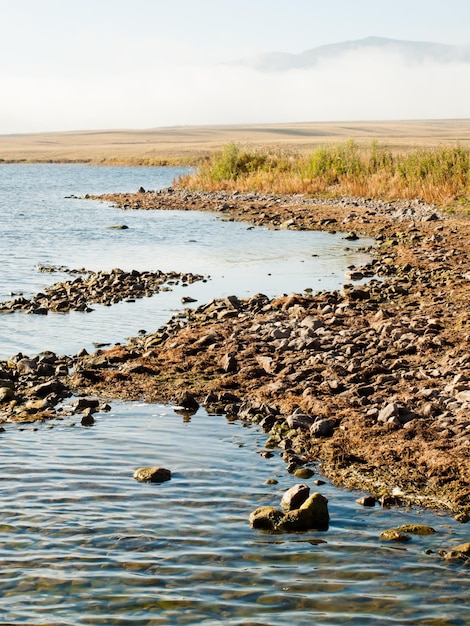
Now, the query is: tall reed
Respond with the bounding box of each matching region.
[178,141,470,207]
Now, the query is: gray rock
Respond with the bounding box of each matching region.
[81,411,95,426]
[174,390,199,412]
[310,418,336,438]
[299,316,324,332]
[256,355,276,374]
[443,542,470,562]
[0,387,14,402]
[71,397,101,412]
[30,378,68,398]
[220,353,237,373]
[378,403,399,423]
[281,484,310,511]
[16,358,38,374]
[286,413,315,430]
[456,390,470,403]
[356,496,376,507]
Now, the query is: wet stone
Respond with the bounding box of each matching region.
[380,529,412,542]
[133,467,172,483]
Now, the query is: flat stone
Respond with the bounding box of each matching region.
[395,524,435,535]
[378,403,399,423]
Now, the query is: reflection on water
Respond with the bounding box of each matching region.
[0,404,468,625]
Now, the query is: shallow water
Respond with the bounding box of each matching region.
[0,165,468,625]
[0,404,468,625]
[0,164,370,359]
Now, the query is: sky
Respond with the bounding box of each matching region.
[1,0,470,134]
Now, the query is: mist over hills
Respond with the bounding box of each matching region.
[230,36,470,72]
[3,35,470,133]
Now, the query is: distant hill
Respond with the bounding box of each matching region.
[230,36,470,71]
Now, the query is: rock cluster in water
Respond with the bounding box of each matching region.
[0,350,114,424]
[250,484,329,532]
[0,267,206,314]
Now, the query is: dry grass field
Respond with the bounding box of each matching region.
[1,119,470,165]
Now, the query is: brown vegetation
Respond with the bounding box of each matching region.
[180,141,470,207]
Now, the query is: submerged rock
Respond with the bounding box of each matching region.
[443,542,470,563]
[380,529,411,542]
[133,467,172,483]
[395,524,436,535]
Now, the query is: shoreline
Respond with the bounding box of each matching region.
[76,189,470,521]
[1,187,469,521]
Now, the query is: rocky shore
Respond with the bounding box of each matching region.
[1,188,470,522]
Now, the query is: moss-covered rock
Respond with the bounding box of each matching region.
[249,506,284,531]
[380,529,411,542]
[395,524,436,535]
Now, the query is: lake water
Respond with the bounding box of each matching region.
[0,164,371,359]
[0,165,468,624]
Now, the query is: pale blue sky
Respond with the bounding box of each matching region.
[1,0,469,133]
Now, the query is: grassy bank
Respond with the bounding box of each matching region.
[179,141,470,207]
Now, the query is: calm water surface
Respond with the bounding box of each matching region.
[1,405,468,625]
[0,164,371,359]
[0,165,468,624]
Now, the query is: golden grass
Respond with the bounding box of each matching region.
[180,141,470,207]
[1,119,470,165]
